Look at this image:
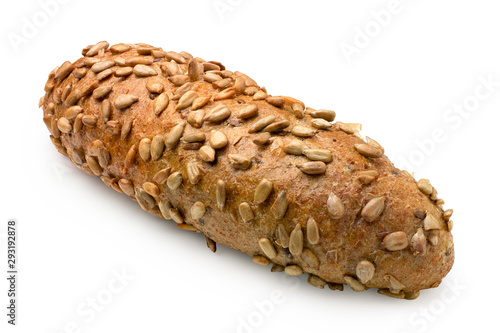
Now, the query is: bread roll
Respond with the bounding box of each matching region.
[39,41,454,299]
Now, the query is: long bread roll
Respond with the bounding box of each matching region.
[39,41,454,299]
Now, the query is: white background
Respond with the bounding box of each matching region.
[1,0,498,332]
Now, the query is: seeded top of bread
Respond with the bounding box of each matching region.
[40,41,454,299]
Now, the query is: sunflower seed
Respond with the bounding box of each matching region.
[311,109,336,122]
[385,275,405,293]
[338,122,361,134]
[117,179,134,196]
[57,117,72,133]
[169,208,184,223]
[382,232,408,251]
[361,197,385,222]
[63,88,82,107]
[82,115,97,127]
[142,182,160,198]
[151,167,170,185]
[297,161,326,175]
[73,113,83,134]
[190,96,209,110]
[204,104,231,123]
[124,144,137,168]
[165,52,186,64]
[289,223,303,256]
[183,132,206,143]
[209,131,228,149]
[417,179,433,195]
[55,61,74,80]
[423,214,442,230]
[252,256,270,266]
[327,193,345,219]
[238,104,259,120]
[113,57,126,66]
[301,249,320,269]
[202,62,220,71]
[91,60,114,73]
[114,67,134,77]
[86,156,102,176]
[213,78,231,89]
[176,91,198,110]
[73,67,87,78]
[410,227,427,255]
[430,188,438,201]
[187,110,205,128]
[270,264,284,272]
[271,190,288,219]
[85,41,109,57]
[239,202,255,222]
[70,149,85,165]
[162,61,183,76]
[167,171,183,190]
[206,236,217,253]
[95,68,113,81]
[355,143,383,158]
[233,76,245,93]
[302,149,332,163]
[138,138,151,161]
[277,224,290,248]
[191,202,206,220]
[289,102,305,118]
[443,209,453,221]
[306,217,319,245]
[153,93,169,115]
[220,70,232,78]
[114,94,138,109]
[203,72,223,83]
[88,139,104,156]
[378,289,405,299]
[165,122,186,149]
[216,180,226,210]
[284,265,303,276]
[344,276,365,292]
[92,86,113,100]
[146,78,164,94]
[248,115,275,133]
[98,100,111,122]
[284,140,308,155]
[172,83,193,100]
[187,58,202,81]
[254,179,273,204]
[307,275,326,289]
[121,118,133,140]
[428,230,439,246]
[262,120,290,133]
[252,132,271,146]
[258,238,277,259]
[358,170,379,185]
[64,105,83,120]
[356,261,375,284]
[266,96,285,108]
[243,86,258,96]
[110,43,131,54]
[168,74,189,86]
[83,57,99,67]
[228,154,252,170]
[157,200,172,219]
[291,125,316,137]
[187,162,201,184]
[199,145,216,162]
[61,82,72,102]
[133,64,157,77]
[50,117,61,138]
[125,56,153,66]
[253,90,268,100]
[98,147,110,168]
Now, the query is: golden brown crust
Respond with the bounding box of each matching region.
[40,41,454,298]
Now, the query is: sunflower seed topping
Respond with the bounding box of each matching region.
[417,179,433,195]
[114,67,133,77]
[86,156,102,176]
[86,41,109,57]
[248,115,276,133]
[297,162,326,175]
[271,190,288,219]
[168,75,189,86]
[188,58,202,81]
[114,94,138,109]
[191,96,210,110]
[302,149,333,163]
[121,118,133,140]
[169,208,184,224]
[165,52,186,64]
[204,104,231,123]
[73,114,83,134]
[306,217,319,245]
[262,120,290,133]
[65,105,83,120]
[133,64,157,77]
[167,171,183,190]
[311,109,336,122]
[382,231,408,251]
[216,180,226,210]
[423,214,442,230]
[199,145,216,162]
[410,228,427,255]
[139,138,151,161]
[152,93,169,116]
[124,144,137,168]
[291,125,316,137]
[209,130,228,149]
[110,43,131,54]
[385,275,405,294]
[254,179,273,204]
[57,117,72,133]
[252,132,271,145]
[258,238,277,259]
[238,104,259,120]
[327,193,345,219]
[165,122,186,149]
[361,197,385,222]
[162,61,183,76]
[91,60,114,73]
[82,115,97,127]
[344,276,365,292]
[358,170,379,185]
[176,91,198,110]
[284,140,308,155]
[206,237,217,253]
[228,154,252,170]
[277,224,289,248]
[93,86,113,100]
[118,179,135,196]
[252,256,270,266]
[55,61,74,80]
[443,209,453,221]
[153,167,171,185]
[203,72,223,83]
[356,261,375,284]
[239,202,255,222]
[289,223,303,256]
[355,143,383,158]
[143,182,160,197]
[146,78,164,94]
[284,265,303,276]
[266,96,285,107]
[187,162,201,184]
[253,90,268,100]
[307,275,326,289]
[191,202,206,220]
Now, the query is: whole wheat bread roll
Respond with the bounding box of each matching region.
[39,41,454,299]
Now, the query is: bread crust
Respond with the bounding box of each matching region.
[40,42,454,297]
